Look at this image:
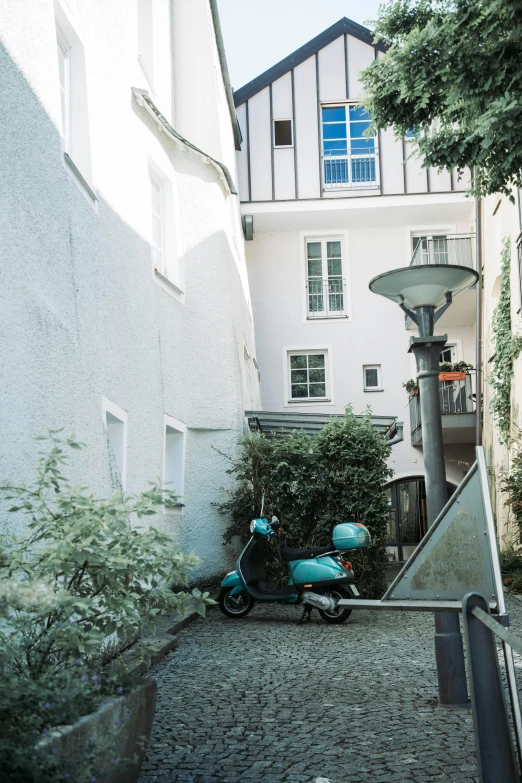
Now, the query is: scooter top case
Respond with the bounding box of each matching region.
[332,522,371,551]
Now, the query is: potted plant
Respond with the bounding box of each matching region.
[404,379,419,396]
[0,434,213,783]
[439,360,473,381]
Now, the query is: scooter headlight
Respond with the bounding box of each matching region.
[250,519,256,533]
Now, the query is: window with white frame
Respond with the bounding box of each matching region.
[150,173,164,273]
[363,365,382,391]
[54,3,93,190]
[322,105,377,189]
[306,238,345,318]
[137,0,154,88]
[163,417,185,509]
[273,119,293,147]
[56,29,70,149]
[102,397,127,489]
[288,351,328,400]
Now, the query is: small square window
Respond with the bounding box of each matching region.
[274,119,293,147]
[102,397,128,488]
[364,365,382,391]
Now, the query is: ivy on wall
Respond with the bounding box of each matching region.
[489,238,522,445]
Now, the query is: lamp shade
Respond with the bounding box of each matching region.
[369,265,478,309]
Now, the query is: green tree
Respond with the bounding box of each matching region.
[361,0,522,199]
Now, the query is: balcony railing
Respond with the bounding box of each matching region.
[409,371,476,442]
[306,278,347,319]
[410,234,476,269]
[323,149,379,191]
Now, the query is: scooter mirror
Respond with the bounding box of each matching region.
[272,515,279,524]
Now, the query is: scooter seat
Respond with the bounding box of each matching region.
[280,545,335,562]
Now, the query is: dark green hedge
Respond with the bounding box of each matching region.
[218,411,392,598]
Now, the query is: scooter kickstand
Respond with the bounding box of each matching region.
[299,605,313,624]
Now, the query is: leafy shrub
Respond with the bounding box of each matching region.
[499,546,522,593]
[218,411,392,598]
[0,433,213,781]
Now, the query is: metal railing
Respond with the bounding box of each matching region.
[306,278,347,318]
[323,149,379,190]
[409,371,476,441]
[462,593,522,783]
[410,234,476,269]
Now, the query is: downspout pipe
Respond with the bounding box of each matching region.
[209,0,242,151]
[386,422,404,447]
[475,193,483,446]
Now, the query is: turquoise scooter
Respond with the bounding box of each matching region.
[219,516,371,624]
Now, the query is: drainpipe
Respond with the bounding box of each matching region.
[475,195,483,446]
[208,0,242,151]
[386,422,404,447]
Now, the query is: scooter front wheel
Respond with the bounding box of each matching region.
[318,586,352,624]
[218,587,255,618]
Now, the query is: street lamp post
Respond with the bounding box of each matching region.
[369,265,478,707]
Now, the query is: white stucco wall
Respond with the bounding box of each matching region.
[245,199,476,487]
[0,0,260,581]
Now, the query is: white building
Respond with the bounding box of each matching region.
[0,0,260,579]
[235,18,478,561]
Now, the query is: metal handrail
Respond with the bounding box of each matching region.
[323,148,379,190]
[462,593,522,783]
[410,233,476,269]
[409,371,476,440]
[306,277,347,318]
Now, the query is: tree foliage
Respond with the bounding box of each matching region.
[489,239,522,444]
[218,411,392,598]
[361,0,522,199]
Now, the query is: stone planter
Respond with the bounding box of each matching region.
[42,678,157,783]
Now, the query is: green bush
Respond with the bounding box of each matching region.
[218,411,392,598]
[0,433,213,782]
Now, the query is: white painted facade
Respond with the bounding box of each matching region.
[0,0,260,579]
[236,19,477,560]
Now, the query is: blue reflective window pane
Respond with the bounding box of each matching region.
[350,120,372,138]
[322,106,346,122]
[351,138,375,153]
[323,140,347,154]
[323,123,347,140]
[349,106,370,121]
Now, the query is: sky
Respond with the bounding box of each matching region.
[217,0,384,91]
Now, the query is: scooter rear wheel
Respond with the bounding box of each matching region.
[318,586,352,624]
[219,587,255,618]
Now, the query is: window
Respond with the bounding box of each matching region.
[364,365,382,391]
[164,416,186,509]
[56,29,70,149]
[411,234,449,265]
[150,173,164,273]
[322,105,377,189]
[54,3,93,194]
[306,239,345,318]
[273,119,293,147]
[102,397,127,488]
[288,352,328,400]
[137,0,154,88]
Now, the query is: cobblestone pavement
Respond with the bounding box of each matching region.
[138,597,522,783]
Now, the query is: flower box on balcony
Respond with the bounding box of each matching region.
[439,371,466,381]
[409,388,419,396]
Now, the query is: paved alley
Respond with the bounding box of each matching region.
[137,598,522,782]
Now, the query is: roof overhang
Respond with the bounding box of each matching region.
[245,410,398,440]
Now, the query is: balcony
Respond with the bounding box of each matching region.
[306,278,348,319]
[410,234,476,269]
[323,149,379,191]
[405,234,476,329]
[409,371,476,445]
